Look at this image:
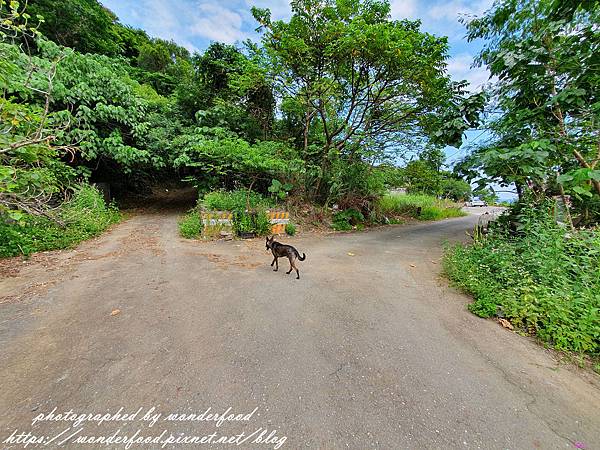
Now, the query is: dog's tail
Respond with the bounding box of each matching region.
[297,250,306,261]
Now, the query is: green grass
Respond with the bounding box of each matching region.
[178,210,203,239]
[285,223,296,235]
[0,185,120,257]
[377,193,466,221]
[443,204,600,355]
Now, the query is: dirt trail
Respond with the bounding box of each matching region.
[1,209,599,449]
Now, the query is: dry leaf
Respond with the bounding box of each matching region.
[409,264,416,267]
[499,318,513,330]
[347,252,355,256]
[110,309,121,316]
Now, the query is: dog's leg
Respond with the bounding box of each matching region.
[291,260,300,279]
[273,257,278,271]
[286,256,293,275]
[271,256,277,267]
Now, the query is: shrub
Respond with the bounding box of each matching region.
[332,208,365,231]
[178,210,202,239]
[444,202,600,354]
[201,189,273,211]
[232,209,271,236]
[0,185,120,257]
[285,223,296,236]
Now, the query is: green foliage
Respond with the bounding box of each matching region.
[332,208,365,231]
[172,132,302,191]
[460,0,600,217]
[404,160,441,195]
[0,185,119,257]
[201,190,273,211]
[201,189,273,237]
[377,194,466,220]
[444,203,600,354]
[254,0,466,202]
[232,209,271,236]
[441,178,472,202]
[26,0,122,56]
[268,179,293,201]
[285,222,296,236]
[178,210,203,239]
[378,164,405,188]
[473,187,499,205]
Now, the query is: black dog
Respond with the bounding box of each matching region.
[265,236,306,279]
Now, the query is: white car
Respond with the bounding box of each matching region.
[465,199,488,207]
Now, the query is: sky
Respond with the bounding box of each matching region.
[100,0,511,198]
[100,0,493,91]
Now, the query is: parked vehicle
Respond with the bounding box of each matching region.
[465,199,488,207]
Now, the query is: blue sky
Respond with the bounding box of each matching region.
[100,0,493,92]
[100,0,509,197]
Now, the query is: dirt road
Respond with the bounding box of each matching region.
[1,209,599,449]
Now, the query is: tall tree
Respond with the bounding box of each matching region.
[463,0,600,205]
[253,0,464,200]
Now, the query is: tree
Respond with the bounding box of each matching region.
[463,0,600,212]
[253,0,463,201]
[27,0,121,55]
[441,178,472,201]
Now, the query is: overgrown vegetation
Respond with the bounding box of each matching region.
[0,185,119,257]
[444,202,599,355]
[178,210,203,239]
[377,194,466,221]
[441,0,600,360]
[285,223,296,236]
[332,208,366,231]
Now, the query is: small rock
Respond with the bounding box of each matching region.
[220,230,233,241]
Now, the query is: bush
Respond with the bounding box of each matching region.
[201,189,273,211]
[285,223,296,236]
[377,194,465,221]
[178,210,202,239]
[332,208,365,231]
[444,202,600,354]
[0,185,120,257]
[232,209,271,236]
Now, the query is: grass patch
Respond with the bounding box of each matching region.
[178,210,203,239]
[285,223,296,236]
[377,193,466,221]
[443,203,600,355]
[0,185,120,257]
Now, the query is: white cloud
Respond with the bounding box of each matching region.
[428,0,493,22]
[103,0,249,51]
[189,3,248,44]
[446,53,491,91]
[244,0,291,20]
[390,0,418,19]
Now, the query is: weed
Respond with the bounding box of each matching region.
[178,210,203,239]
[285,223,297,235]
[332,208,365,231]
[0,185,120,257]
[443,202,600,354]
